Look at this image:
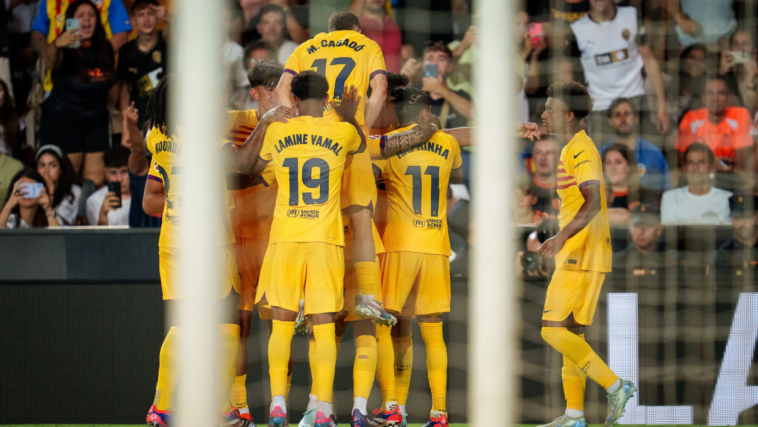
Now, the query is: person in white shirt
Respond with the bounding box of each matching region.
[661,143,732,225]
[256,4,298,66]
[86,145,131,226]
[36,144,80,225]
[567,0,669,141]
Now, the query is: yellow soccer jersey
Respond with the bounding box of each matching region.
[223,109,278,239]
[367,134,389,235]
[555,130,612,273]
[382,126,462,256]
[146,127,235,248]
[260,116,362,245]
[341,149,385,260]
[283,31,386,128]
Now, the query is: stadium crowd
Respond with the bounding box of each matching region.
[0,0,755,276]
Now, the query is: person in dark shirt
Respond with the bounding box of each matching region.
[419,41,473,128]
[612,204,674,278]
[603,143,661,226]
[38,0,115,188]
[715,193,758,278]
[117,0,167,136]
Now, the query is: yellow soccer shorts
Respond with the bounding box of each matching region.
[341,257,384,322]
[380,251,451,317]
[158,245,241,301]
[233,237,272,319]
[542,268,606,326]
[256,242,344,315]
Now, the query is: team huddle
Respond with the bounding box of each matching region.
[138,9,641,427]
[141,11,461,427]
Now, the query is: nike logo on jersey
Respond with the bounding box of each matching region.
[543,310,553,313]
[573,150,585,159]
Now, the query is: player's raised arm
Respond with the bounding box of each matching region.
[275,72,295,109]
[334,85,366,154]
[365,73,388,131]
[538,182,601,258]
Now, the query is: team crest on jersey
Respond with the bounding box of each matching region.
[152,50,162,64]
[413,219,425,228]
[622,28,631,41]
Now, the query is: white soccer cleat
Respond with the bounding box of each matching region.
[537,414,587,427]
[604,379,636,427]
[297,406,317,427]
[354,295,397,326]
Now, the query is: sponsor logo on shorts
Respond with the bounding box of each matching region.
[287,208,320,220]
[412,219,443,230]
[568,259,577,264]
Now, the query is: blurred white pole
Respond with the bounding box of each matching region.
[173,0,226,425]
[470,0,517,426]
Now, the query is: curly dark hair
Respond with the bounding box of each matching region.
[146,74,172,134]
[327,11,361,32]
[291,71,329,101]
[247,59,283,89]
[546,82,593,120]
[391,87,431,125]
[103,145,130,169]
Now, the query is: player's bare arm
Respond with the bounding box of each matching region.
[275,72,295,109]
[233,106,295,176]
[334,85,367,154]
[125,102,150,176]
[143,177,166,215]
[365,73,388,131]
[450,166,464,185]
[380,123,438,157]
[537,183,602,258]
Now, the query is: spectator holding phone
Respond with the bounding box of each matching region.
[0,168,60,228]
[36,144,81,226]
[37,0,116,188]
[718,29,758,115]
[86,145,130,225]
[417,41,473,128]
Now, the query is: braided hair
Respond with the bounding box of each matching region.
[390,87,431,126]
[146,74,172,134]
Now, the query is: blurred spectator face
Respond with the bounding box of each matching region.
[589,0,614,13]
[609,101,636,137]
[532,139,559,178]
[257,11,285,44]
[684,149,712,187]
[133,4,158,35]
[400,44,416,61]
[603,150,630,188]
[516,188,537,214]
[246,48,276,70]
[732,213,758,244]
[703,79,729,117]
[37,153,61,186]
[424,50,454,79]
[515,11,528,40]
[630,222,661,253]
[105,164,130,196]
[731,31,753,53]
[541,97,569,135]
[73,3,98,40]
[364,0,385,13]
[682,47,706,77]
[15,176,44,210]
[251,84,278,112]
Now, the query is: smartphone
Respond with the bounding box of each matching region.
[65,18,81,49]
[529,22,543,46]
[107,181,122,208]
[424,63,437,79]
[22,183,44,199]
[730,51,750,64]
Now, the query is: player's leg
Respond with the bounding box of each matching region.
[231,237,258,421]
[351,319,377,426]
[218,246,245,424]
[375,324,401,420]
[540,270,635,427]
[269,307,298,426]
[391,316,413,421]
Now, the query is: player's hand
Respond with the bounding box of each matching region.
[54,29,80,48]
[420,109,442,130]
[537,234,566,259]
[333,85,361,122]
[261,105,296,124]
[515,121,540,140]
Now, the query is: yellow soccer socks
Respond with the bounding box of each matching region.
[354,261,379,296]
[218,324,241,413]
[541,327,618,389]
[269,320,296,410]
[562,333,587,413]
[392,333,413,409]
[353,334,378,414]
[419,322,448,413]
[231,374,247,411]
[313,323,338,413]
[154,326,180,411]
[376,324,398,408]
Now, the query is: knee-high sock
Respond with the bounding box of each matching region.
[154,326,181,411]
[231,374,248,410]
[309,337,318,397]
[376,325,397,403]
[562,333,587,411]
[542,327,618,389]
[419,322,447,413]
[219,324,241,413]
[354,335,378,399]
[392,334,413,406]
[269,321,296,399]
[313,323,338,403]
[354,261,379,296]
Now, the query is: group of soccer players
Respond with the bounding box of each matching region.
[137,9,637,427]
